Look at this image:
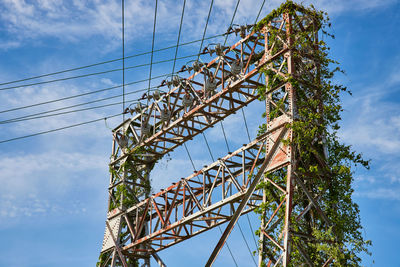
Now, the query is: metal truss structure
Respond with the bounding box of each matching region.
[99,4,333,267]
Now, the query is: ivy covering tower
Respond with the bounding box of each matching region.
[255,2,371,266]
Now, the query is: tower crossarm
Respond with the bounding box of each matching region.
[107,115,291,258]
[109,29,283,166]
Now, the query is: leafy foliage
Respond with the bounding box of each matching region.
[97,145,155,267]
[255,1,371,266]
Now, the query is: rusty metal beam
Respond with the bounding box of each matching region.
[205,124,288,266]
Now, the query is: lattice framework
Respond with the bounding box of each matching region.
[99,3,334,267]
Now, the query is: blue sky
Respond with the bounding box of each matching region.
[0,0,399,266]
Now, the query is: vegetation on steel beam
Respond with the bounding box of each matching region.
[98,142,155,266]
[255,1,371,266]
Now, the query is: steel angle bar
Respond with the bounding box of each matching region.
[293,173,331,226]
[264,196,286,231]
[105,221,128,267]
[206,124,288,266]
[119,123,287,255]
[262,229,284,251]
[109,33,268,165]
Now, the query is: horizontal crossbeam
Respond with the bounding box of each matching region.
[104,116,290,258]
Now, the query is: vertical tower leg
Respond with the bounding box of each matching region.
[282,12,295,267]
[282,165,293,266]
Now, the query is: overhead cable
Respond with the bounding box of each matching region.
[0,87,160,124]
[0,113,122,144]
[0,53,198,92]
[197,0,214,60]
[0,34,225,87]
[223,0,241,45]
[122,0,126,119]
[172,0,186,74]
[147,0,158,102]
[255,0,266,24]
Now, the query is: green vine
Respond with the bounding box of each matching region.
[255,1,371,266]
[97,145,157,266]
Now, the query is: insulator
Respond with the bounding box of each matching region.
[204,78,217,93]
[231,61,242,75]
[117,134,128,148]
[172,75,180,87]
[240,25,246,38]
[182,94,193,108]
[153,89,161,101]
[192,60,201,72]
[215,43,224,56]
[160,109,170,121]
[141,123,151,135]
[135,102,142,113]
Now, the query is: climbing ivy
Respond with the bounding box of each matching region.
[255,1,371,266]
[97,144,156,267]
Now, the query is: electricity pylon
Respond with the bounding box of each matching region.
[98,3,332,266]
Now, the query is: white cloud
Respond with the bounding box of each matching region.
[1,0,396,51]
[0,40,21,50]
[303,0,396,14]
[0,151,106,194]
[100,78,117,86]
[340,84,400,155]
[341,60,400,201]
[355,187,400,201]
[0,193,89,222]
[355,174,376,184]
[0,150,108,222]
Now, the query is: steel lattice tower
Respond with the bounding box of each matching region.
[98,3,334,266]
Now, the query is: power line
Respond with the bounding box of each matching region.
[0,87,160,124]
[202,132,215,162]
[2,0,188,129]
[197,0,214,60]
[216,226,239,267]
[245,208,259,249]
[0,52,199,92]
[183,143,196,172]
[0,99,135,124]
[0,60,201,115]
[172,0,186,74]
[223,0,241,46]
[148,0,158,103]
[255,0,266,24]
[220,122,231,152]
[237,221,258,266]
[194,2,239,265]
[0,73,166,114]
[0,34,225,88]
[241,108,251,142]
[239,94,252,142]
[0,113,122,144]
[220,1,260,263]
[122,0,126,120]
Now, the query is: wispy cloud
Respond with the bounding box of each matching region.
[0,193,88,221]
[341,59,400,200]
[304,0,396,14]
[340,83,400,155]
[1,0,396,51]
[354,187,400,201]
[0,151,108,222]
